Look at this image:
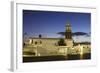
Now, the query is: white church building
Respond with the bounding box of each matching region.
[23,23,90,56]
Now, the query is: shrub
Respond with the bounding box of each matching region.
[58,38,66,46]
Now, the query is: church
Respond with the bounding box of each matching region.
[27,23,73,48]
[23,23,90,56]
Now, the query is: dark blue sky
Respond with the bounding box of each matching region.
[23,10,91,41]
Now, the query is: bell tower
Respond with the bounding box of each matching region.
[65,22,73,47]
[65,23,72,39]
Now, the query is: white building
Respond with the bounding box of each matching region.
[23,23,91,56]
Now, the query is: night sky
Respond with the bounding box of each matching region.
[23,10,91,42]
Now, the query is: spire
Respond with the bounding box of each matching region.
[66,21,71,27]
[66,21,71,32]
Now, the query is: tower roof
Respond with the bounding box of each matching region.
[66,23,71,27]
[66,21,71,27]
